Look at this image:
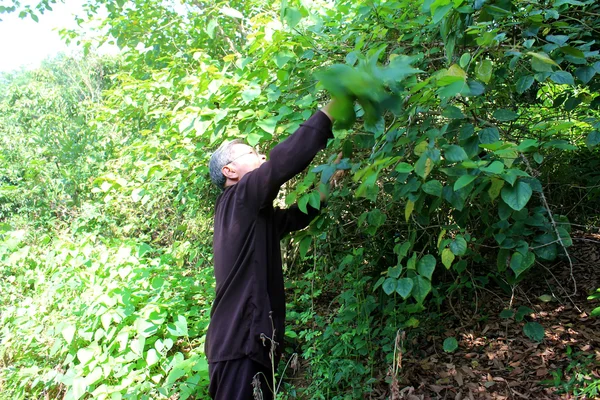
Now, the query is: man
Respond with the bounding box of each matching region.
[206,103,337,399]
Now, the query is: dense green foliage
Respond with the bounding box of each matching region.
[1,0,600,399]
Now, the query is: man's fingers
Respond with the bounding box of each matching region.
[333,151,343,164]
[330,169,346,188]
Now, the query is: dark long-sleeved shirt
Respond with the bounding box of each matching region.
[205,111,333,368]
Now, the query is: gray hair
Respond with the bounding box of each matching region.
[209,139,244,189]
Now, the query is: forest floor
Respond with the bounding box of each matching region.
[291,231,600,399]
[379,231,600,400]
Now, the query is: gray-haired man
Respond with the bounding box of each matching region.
[206,103,336,399]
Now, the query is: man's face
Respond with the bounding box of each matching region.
[222,143,266,185]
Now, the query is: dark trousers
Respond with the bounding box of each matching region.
[208,357,274,400]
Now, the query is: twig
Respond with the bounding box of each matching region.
[520,153,577,296]
[536,261,582,313]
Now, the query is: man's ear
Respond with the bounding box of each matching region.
[222,164,238,180]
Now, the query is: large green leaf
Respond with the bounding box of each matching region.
[422,180,443,197]
[441,248,455,269]
[443,337,458,352]
[454,174,477,191]
[417,254,436,280]
[411,276,432,304]
[493,109,519,122]
[501,181,533,211]
[510,251,535,278]
[449,236,467,256]
[586,130,600,148]
[444,145,468,162]
[550,71,574,85]
[523,322,545,342]
[478,127,500,144]
[382,277,397,295]
[396,278,414,299]
[516,75,534,94]
[475,60,493,83]
[575,66,596,84]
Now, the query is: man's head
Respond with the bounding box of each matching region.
[209,140,267,189]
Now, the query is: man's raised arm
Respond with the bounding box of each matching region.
[237,104,335,211]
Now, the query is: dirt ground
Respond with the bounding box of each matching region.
[288,231,600,399]
[380,231,600,400]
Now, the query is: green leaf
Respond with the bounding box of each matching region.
[241,84,261,102]
[274,52,294,68]
[459,53,471,69]
[405,200,415,222]
[493,109,519,122]
[499,309,515,318]
[395,162,414,173]
[256,117,278,134]
[550,71,574,85]
[166,366,186,387]
[546,35,568,46]
[575,66,596,84]
[146,349,160,366]
[454,174,477,191]
[415,152,434,179]
[432,3,453,23]
[411,275,431,303]
[478,127,500,144]
[488,178,505,200]
[396,278,414,299]
[382,277,397,295]
[445,145,468,162]
[523,322,545,342]
[517,139,539,151]
[135,318,157,338]
[442,106,465,119]
[299,236,311,258]
[533,153,544,164]
[528,51,558,67]
[422,180,443,197]
[138,243,153,258]
[62,325,76,345]
[516,75,534,94]
[501,181,533,211]
[298,194,309,214]
[441,248,455,269]
[406,253,417,270]
[388,265,402,279]
[367,208,386,227]
[394,241,412,258]
[538,294,554,303]
[443,337,458,353]
[450,236,467,256]
[77,347,95,365]
[475,60,493,84]
[585,130,600,148]
[167,315,188,337]
[510,251,535,278]
[556,227,573,247]
[480,161,505,174]
[282,7,302,28]
[417,254,436,280]
[308,191,321,210]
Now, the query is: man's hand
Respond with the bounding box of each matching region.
[329,152,345,189]
[318,152,346,202]
[320,100,336,122]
